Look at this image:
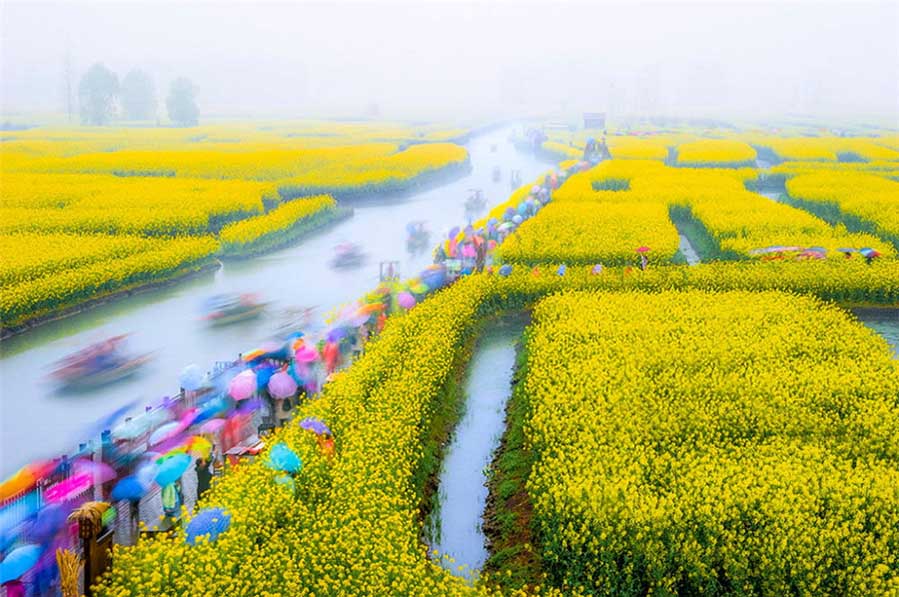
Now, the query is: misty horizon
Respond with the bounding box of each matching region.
[2,0,898,124]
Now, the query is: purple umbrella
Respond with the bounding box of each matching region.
[268,370,298,399]
[199,418,226,435]
[397,292,416,309]
[228,370,257,401]
[326,327,349,343]
[299,417,332,436]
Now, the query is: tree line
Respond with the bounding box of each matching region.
[79,63,199,127]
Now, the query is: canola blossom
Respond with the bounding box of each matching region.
[523,290,899,595]
[218,194,340,254]
[675,139,757,167]
[786,171,899,249]
[496,202,680,265]
[95,263,899,596]
[548,159,894,258]
[0,236,220,328]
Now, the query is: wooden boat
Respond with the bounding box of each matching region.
[203,294,267,326]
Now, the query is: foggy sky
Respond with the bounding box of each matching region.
[2,0,897,122]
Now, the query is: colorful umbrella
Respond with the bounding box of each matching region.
[299,417,331,436]
[154,453,191,486]
[0,462,53,502]
[860,247,880,258]
[294,345,319,363]
[179,365,204,392]
[228,370,257,401]
[266,442,302,474]
[0,544,42,584]
[186,436,212,459]
[268,370,298,399]
[111,475,149,502]
[185,507,232,546]
[397,292,416,310]
[199,418,226,435]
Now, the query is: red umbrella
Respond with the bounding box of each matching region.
[636,246,651,253]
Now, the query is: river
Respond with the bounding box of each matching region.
[0,129,547,477]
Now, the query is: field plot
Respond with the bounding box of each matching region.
[0,122,470,331]
[523,290,899,595]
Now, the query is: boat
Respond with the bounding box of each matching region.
[330,243,366,269]
[51,335,151,391]
[202,293,267,326]
[465,189,487,212]
[406,221,430,251]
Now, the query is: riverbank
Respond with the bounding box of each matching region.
[480,328,544,594]
[1,258,221,340]
[276,157,472,203]
[219,205,354,259]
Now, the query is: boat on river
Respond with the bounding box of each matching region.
[464,189,486,212]
[202,293,267,326]
[51,335,151,391]
[330,243,366,269]
[406,221,430,251]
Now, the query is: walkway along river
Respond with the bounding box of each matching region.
[0,128,547,477]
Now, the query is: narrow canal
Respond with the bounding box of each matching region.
[854,308,899,357]
[429,318,524,577]
[0,129,547,477]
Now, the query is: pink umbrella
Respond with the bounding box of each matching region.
[228,370,257,401]
[72,459,116,483]
[397,292,416,310]
[199,418,226,434]
[268,370,298,399]
[294,345,319,364]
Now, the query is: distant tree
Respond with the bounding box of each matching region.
[78,63,119,125]
[120,69,156,121]
[167,77,199,127]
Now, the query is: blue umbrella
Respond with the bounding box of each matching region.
[185,507,231,546]
[194,394,229,425]
[266,442,302,474]
[298,417,331,436]
[111,475,149,502]
[499,264,513,277]
[557,265,567,276]
[0,544,42,584]
[254,364,276,389]
[179,365,204,392]
[154,454,191,487]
